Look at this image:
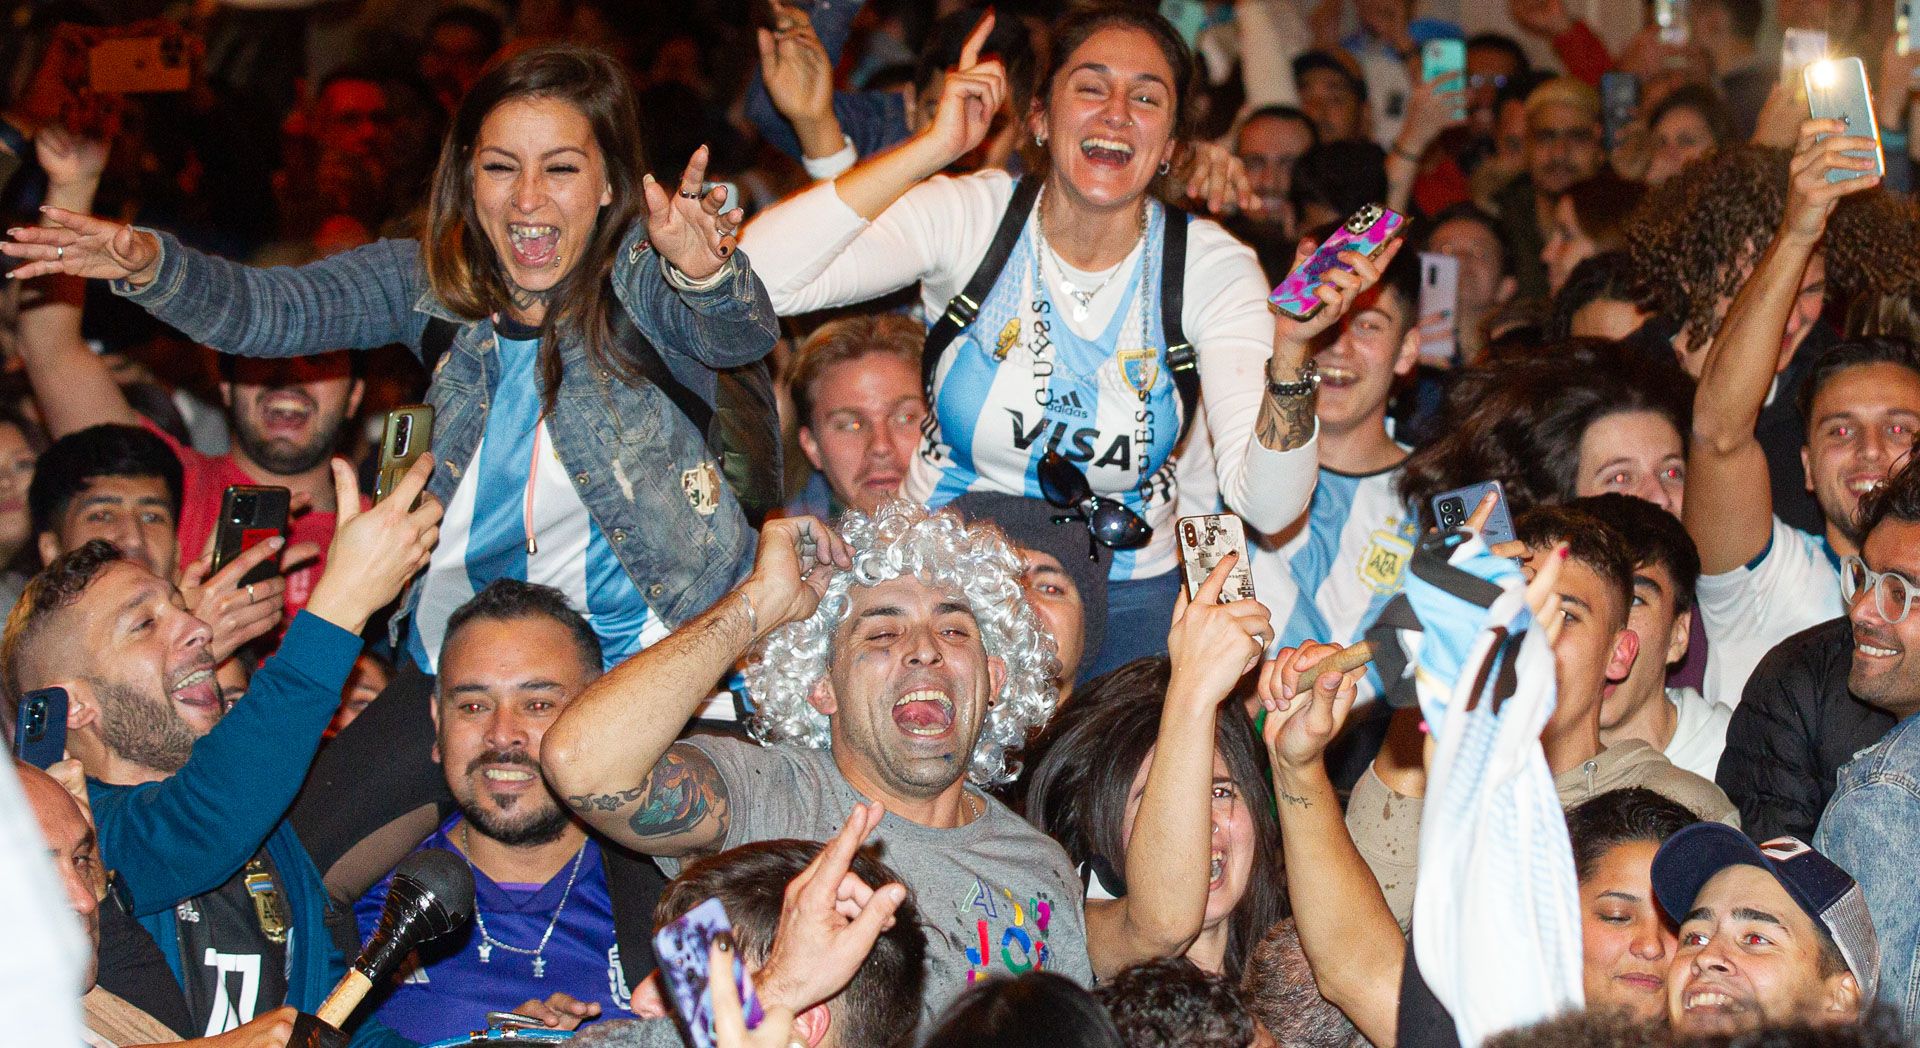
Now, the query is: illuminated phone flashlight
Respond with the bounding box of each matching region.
[1808,58,1840,89]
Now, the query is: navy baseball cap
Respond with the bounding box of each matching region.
[1651,823,1879,998]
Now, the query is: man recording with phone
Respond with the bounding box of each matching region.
[1,454,439,1044]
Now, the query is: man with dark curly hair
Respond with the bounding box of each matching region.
[1095,957,1258,1048]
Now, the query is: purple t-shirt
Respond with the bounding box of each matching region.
[354,817,629,1042]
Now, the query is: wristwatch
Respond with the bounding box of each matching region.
[1267,359,1319,398]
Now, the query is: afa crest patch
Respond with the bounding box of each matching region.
[681,461,722,517]
[1117,347,1158,398]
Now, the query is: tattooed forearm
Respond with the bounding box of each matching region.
[1276,785,1313,809]
[561,745,730,841]
[1255,386,1318,452]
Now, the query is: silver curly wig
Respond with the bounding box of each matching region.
[744,500,1062,785]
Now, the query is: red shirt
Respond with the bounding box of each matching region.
[145,422,364,621]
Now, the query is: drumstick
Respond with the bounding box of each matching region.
[1323,641,1374,674]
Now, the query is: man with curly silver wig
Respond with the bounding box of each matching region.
[548,503,1094,1024]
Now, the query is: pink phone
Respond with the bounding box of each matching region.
[1269,204,1409,321]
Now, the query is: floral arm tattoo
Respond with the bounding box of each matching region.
[1255,385,1317,452]
[565,744,730,842]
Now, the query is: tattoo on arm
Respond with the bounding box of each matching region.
[1276,785,1313,809]
[563,745,730,841]
[1255,388,1318,452]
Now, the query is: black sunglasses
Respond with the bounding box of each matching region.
[1037,450,1151,560]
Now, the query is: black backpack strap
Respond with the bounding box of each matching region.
[921,175,1045,393]
[419,316,458,374]
[614,305,717,445]
[1160,207,1199,442]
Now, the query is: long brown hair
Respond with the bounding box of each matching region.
[422,44,648,412]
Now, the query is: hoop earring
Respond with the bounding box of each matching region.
[1035,134,1047,147]
[1159,160,1170,176]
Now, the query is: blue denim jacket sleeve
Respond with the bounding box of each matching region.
[616,224,778,372]
[88,612,363,916]
[1815,720,1920,1032]
[110,230,427,358]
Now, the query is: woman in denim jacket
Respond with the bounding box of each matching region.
[5,45,778,675]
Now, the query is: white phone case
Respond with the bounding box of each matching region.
[1178,514,1256,602]
[1417,252,1461,365]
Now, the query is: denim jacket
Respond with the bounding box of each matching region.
[1816,713,1920,1036]
[113,224,778,644]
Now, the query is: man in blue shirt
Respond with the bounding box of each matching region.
[2,455,439,1045]
[357,579,627,1041]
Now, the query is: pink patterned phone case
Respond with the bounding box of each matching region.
[1268,204,1408,321]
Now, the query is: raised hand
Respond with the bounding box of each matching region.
[1508,0,1574,39]
[178,536,288,663]
[756,801,908,1013]
[1782,117,1882,246]
[758,2,839,156]
[711,936,796,1048]
[916,11,1007,170]
[3,207,160,284]
[33,126,107,192]
[740,515,854,638]
[1176,141,1255,215]
[1395,64,1468,159]
[304,455,442,635]
[1273,236,1408,353]
[643,145,746,282]
[1166,553,1272,701]
[1257,642,1366,772]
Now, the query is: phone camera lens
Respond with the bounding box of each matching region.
[1439,497,1464,525]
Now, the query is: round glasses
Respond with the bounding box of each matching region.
[1840,555,1917,624]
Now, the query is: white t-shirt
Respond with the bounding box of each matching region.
[742,172,1318,577]
[1696,517,1843,708]
[1665,686,1732,781]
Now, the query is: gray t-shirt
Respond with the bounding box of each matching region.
[667,736,1092,1022]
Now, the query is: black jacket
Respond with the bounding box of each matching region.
[1716,617,1898,841]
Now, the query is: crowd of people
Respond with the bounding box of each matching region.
[2,0,1920,1045]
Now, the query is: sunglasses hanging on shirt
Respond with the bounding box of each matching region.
[1038,450,1151,560]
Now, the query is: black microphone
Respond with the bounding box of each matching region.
[316,848,475,1027]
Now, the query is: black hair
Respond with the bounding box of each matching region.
[1240,104,1318,146]
[1794,338,1920,433]
[1291,50,1366,102]
[1646,82,1737,152]
[1548,251,1646,342]
[1291,141,1388,221]
[925,972,1124,1048]
[1095,957,1255,1048]
[1424,202,1510,276]
[1376,240,1422,325]
[1564,787,1699,883]
[1700,0,1765,41]
[1515,502,1638,628]
[426,4,505,56]
[1020,656,1285,979]
[1494,68,1555,112]
[1465,33,1531,76]
[2,540,124,713]
[1570,494,1701,614]
[27,425,183,540]
[917,7,1036,120]
[443,579,603,675]
[1855,446,1920,541]
[658,839,927,1048]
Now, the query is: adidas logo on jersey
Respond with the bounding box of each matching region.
[1049,388,1091,419]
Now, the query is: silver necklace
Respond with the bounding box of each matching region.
[461,823,587,979]
[1035,189,1146,324]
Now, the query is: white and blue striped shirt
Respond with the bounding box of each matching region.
[407,331,668,673]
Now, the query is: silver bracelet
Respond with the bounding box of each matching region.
[736,587,757,637]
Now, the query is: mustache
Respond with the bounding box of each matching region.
[465,748,542,777]
[1854,622,1903,650]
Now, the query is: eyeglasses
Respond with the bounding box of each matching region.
[1841,555,1917,624]
[1037,451,1151,560]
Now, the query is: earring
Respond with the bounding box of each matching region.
[1159,160,1170,176]
[1035,133,1047,147]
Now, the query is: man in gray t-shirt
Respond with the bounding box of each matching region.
[548,504,1091,1025]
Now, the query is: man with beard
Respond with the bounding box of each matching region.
[1491,77,1600,300]
[1687,123,1920,708]
[546,503,1090,1027]
[352,579,625,1041]
[1,455,439,1043]
[18,308,364,628]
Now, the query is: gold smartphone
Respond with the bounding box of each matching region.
[374,405,434,503]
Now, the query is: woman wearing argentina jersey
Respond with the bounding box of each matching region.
[745,5,1393,673]
[6,46,777,676]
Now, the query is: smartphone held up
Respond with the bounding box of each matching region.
[1269,204,1409,321]
[1804,57,1885,183]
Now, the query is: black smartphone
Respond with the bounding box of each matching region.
[1431,479,1516,544]
[212,485,290,587]
[374,405,434,504]
[14,687,68,770]
[1601,72,1640,153]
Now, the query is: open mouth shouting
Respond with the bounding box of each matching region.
[1317,363,1362,390]
[892,688,956,740]
[1208,849,1226,889]
[258,390,317,436]
[169,664,222,717]
[1080,136,1136,168]
[507,222,562,269]
[1844,472,1886,499]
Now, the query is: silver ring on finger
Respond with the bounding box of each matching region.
[678,189,704,200]
[246,583,256,602]
[56,245,64,260]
